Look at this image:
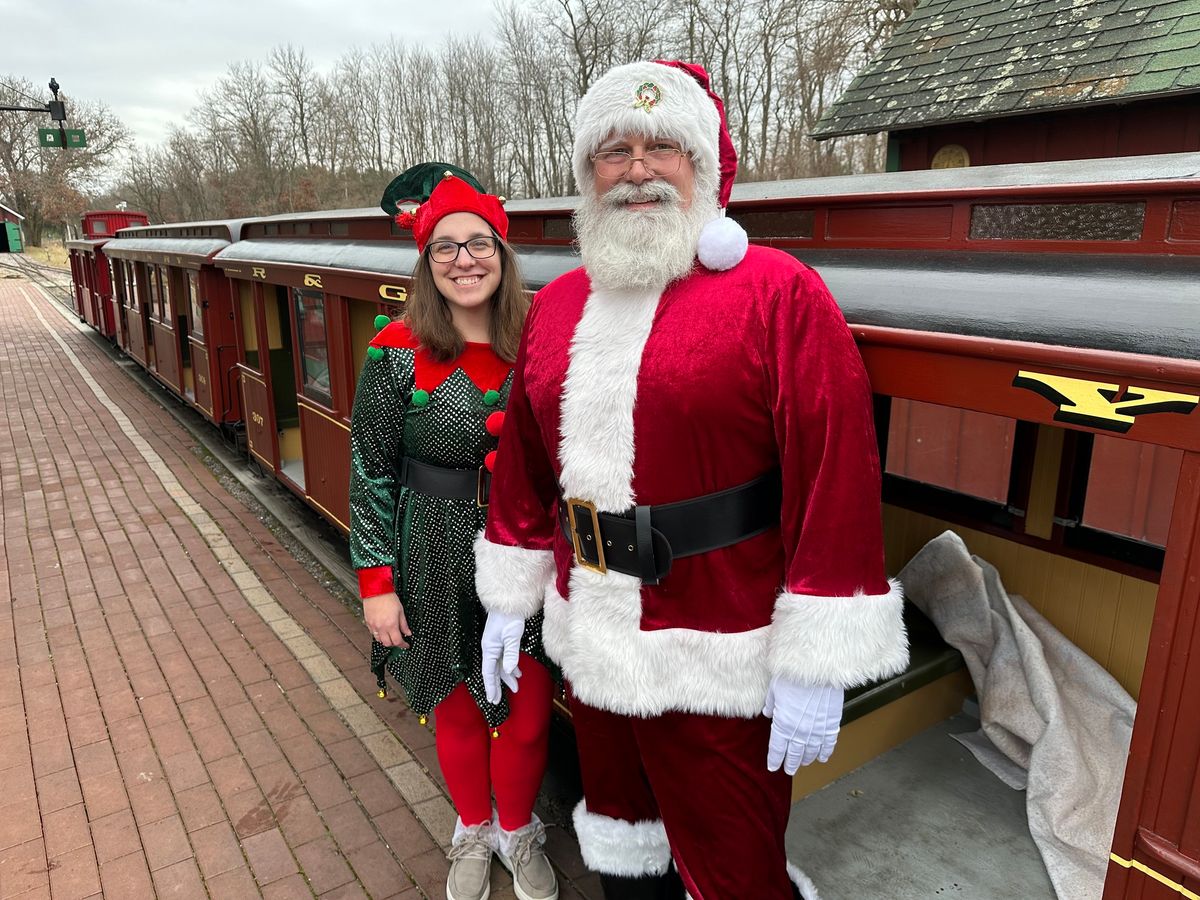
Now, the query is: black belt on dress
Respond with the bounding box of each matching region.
[399,457,490,507]
[558,469,781,586]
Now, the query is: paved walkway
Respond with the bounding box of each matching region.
[0,275,599,899]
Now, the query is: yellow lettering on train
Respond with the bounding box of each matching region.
[252,267,266,279]
[197,374,207,385]
[251,411,265,426]
[304,273,323,288]
[379,284,408,302]
[1014,371,1199,434]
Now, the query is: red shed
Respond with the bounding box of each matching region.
[812,0,1200,171]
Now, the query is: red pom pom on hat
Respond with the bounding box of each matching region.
[412,175,508,253]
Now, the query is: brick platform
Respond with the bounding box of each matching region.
[0,276,601,899]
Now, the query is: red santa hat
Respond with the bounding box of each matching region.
[399,173,509,254]
[572,60,748,271]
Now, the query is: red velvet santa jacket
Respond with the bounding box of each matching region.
[475,244,907,718]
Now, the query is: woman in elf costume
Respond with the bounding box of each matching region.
[350,166,558,900]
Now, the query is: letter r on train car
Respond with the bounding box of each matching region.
[1014,371,1199,433]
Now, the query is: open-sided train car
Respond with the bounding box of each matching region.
[80,152,1200,898]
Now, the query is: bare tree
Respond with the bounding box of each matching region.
[0,76,129,244]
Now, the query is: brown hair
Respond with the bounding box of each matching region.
[403,238,529,363]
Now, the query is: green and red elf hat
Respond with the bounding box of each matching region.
[379,162,508,253]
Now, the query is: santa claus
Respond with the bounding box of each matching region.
[475,60,908,900]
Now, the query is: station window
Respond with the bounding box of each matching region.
[187,272,204,338]
[293,288,333,407]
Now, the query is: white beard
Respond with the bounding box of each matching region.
[573,181,717,293]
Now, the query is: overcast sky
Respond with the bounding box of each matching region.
[3,0,497,148]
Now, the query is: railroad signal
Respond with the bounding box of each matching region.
[2,77,85,150]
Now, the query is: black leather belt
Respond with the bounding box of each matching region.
[399,457,490,507]
[558,470,781,585]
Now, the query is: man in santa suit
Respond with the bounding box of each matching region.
[475,60,908,900]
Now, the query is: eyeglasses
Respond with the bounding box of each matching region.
[427,236,499,263]
[591,146,687,178]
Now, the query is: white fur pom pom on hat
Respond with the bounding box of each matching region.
[697,214,749,272]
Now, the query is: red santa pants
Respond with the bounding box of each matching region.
[435,653,553,830]
[569,689,798,899]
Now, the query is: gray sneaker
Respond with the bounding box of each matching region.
[447,820,493,900]
[496,818,558,900]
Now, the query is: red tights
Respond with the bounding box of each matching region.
[434,653,553,831]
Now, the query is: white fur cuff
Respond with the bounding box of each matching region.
[768,580,908,688]
[789,861,821,900]
[573,800,673,877]
[474,534,555,618]
[697,215,748,271]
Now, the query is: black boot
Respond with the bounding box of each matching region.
[599,868,687,900]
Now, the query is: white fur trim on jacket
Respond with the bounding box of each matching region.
[542,576,772,718]
[573,62,721,205]
[767,580,909,688]
[474,533,554,619]
[558,286,660,512]
[789,862,821,900]
[573,800,673,877]
[697,214,748,271]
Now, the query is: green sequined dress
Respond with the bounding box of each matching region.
[349,322,548,728]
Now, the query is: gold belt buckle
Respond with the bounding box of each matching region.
[565,497,607,574]
[476,466,489,508]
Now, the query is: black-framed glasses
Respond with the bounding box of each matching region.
[591,146,687,178]
[427,236,499,263]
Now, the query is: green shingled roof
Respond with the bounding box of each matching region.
[811,0,1200,139]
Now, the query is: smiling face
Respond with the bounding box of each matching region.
[428,211,502,318]
[591,134,696,212]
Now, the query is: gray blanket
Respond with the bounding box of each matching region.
[900,531,1136,900]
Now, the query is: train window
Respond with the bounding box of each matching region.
[885,399,1015,503]
[160,267,173,327]
[1081,436,1181,548]
[129,263,140,311]
[148,266,162,320]
[295,222,310,236]
[93,221,108,235]
[330,222,349,236]
[187,272,204,338]
[293,288,332,407]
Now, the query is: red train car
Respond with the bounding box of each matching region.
[78,152,1200,899]
[65,210,149,338]
[102,220,244,427]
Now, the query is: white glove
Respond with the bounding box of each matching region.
[763,677,844,775]
[481,610,525,704]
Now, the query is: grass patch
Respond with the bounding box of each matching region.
[23,241,70,269]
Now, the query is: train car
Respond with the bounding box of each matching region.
[76,152,1200,898]
[102,220,245,428]
[64,209,149,337]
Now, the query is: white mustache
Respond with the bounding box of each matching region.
[602,181,682,207]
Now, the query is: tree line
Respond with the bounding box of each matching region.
[1,0,916,240]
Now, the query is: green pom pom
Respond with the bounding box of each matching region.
[366,346,384,361]
[482,389,501,407]
[411,389,430,407]
[374,314,391,331]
